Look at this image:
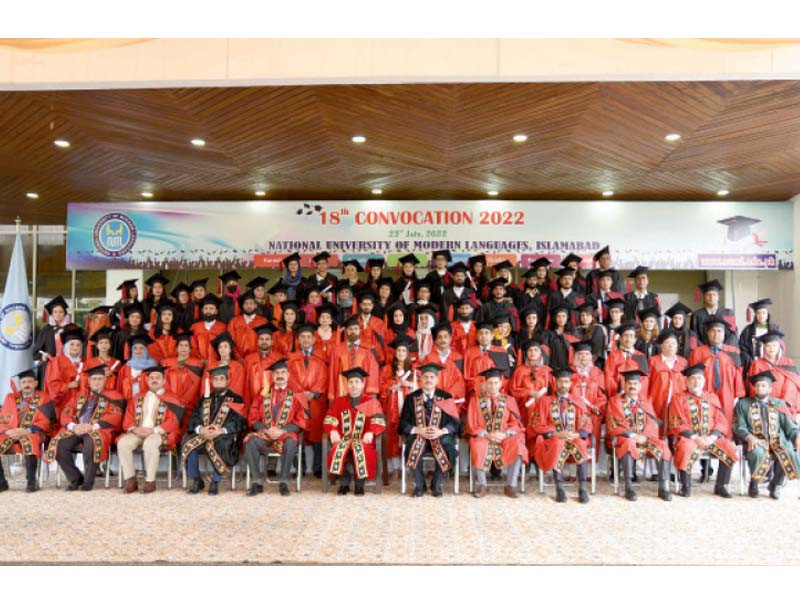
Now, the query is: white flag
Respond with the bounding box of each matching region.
[0,232,33,404]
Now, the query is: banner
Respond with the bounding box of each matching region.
[67,200,794,271]
[0,232,33,403]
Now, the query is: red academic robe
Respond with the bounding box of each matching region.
[161,356,204,427]
[273,329,297,356]
[0,391,56,458]
[44,354,84,418]
[147,331,177,362]
[647,354,688,423]
[528,394,593,472]
[604,348,650,397]
[451,321,477,356]
[324,395,386,479]
[116,364,150,402]
[203,358,247,401]
[465,393,529,469]
[190,320,227,363]
[327,342,381,401]
[747,357,800,417]
[118,389,184,450]
[243,350,286,418]
[46,389,126,464]
[287,350,329,444]
[463,345,510,407]
[227,314,268,359]
[80,356,121,393]
[689,345,745,435]
[605,393,671,461]
[313,327,340,364]
[570,365,608,454]
[379,363,418,461]
[509,364,554,454]
[359,314,387,364]
[245,384,307,452]
[424,350,466,403]
[667,390,737,472]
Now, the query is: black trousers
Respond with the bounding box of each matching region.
[55,434,96,486]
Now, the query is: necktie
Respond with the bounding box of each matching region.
[348,344,356,363]
[272,389,282,421]
[711,346,722,390]
[80,393,98,424]
[304,350,310,368]
[559,397,567,428]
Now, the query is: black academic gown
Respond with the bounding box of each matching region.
[739,322,783,372]
[398,388,460,467]
[183,390,246,468]
[623,291,660,322]
[690,307,738,346]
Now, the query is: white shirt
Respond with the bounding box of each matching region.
[204,320,217,331]
[141,389,166,433]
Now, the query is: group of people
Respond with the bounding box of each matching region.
[2,245,800,503]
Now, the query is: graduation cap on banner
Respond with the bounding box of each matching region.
[717,215,761,242]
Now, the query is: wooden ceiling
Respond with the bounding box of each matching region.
[2,80,800,224]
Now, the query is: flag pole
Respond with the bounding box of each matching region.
[15,216,21,234]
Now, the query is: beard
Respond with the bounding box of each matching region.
[459,313,472,322]
[203,314,216,322]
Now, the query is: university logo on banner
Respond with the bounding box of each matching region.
[0,303,32,351]
[93,212,137,257]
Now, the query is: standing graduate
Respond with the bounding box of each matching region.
[32,295,72,389]
[623,266,660,322]
[689,279,738,346]
[585,246,625,295]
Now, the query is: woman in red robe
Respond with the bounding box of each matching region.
[509,339,553,455]
[313,304,339,363]
[647,329,688,426]
[378,335,418,478]
[148,303,178,362]
[747,330,800,416]
[44,327,86,418]
[116,334,158,401]
[82,327,121,393]
[206,331,246,400]
[273,302,300,356]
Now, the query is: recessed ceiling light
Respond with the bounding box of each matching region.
[26,192,38,199]
[254,190,266,197]
[664,133,682,142]
[512,134,528,143]
[602,190,615,197]
[141,191,154,199]
[351,135,366,144]
[190,138,206,147]
[717,189,730,197]
[487,190,499,197]
[371,188,383,195]
[53,139,70,148]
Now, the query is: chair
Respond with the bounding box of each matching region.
[467,442,526,494]
[605,435,658,496]
[181,453,239,490]
[666,437,744,495]
[0,442,48,488]
[116,446,178,489]
[537,435,597,497]
[54,444,113,489]
[400,436,460,495]
[245,432,304,492]
[321,432,383,494]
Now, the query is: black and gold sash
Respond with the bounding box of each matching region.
[45,395,108,464]
[181,396,233,474]
[551,400,587,471]
[621,397,662,460]
[329,409,369,478]
[684,397,734,469]
[479,395,507,471]
[0,394,41,456]
[244,389,294,453]
[749,401,798,481]
[406,394,450,472]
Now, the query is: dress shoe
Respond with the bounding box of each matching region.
[279,483,290,496]
[246,483,263,497]
[625,487,637,501]
[504,485,519,498]
[142,481,156,494]
[647,473,659,482]
[207,480,219,495]
[0,479,8,493]
[658,487,673,501]
[748,479,759,498]
[578,487,590,504]
[714,485,732,499]
[354,481,365,496]
[187,478,205,494]
[472,484,487,498]
[555,486,567,503]
[769,486,781,500]
[80,480,94,492]
[412,487,424,497]
[337,485,350,495]
[431,487,443,498]
[124,477,138,494]
[26,480,38,493]
[66,475,84,491]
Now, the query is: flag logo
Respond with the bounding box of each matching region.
[93,212,137,257]
[0,303,32,350]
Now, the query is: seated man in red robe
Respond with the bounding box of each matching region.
[244,359,306,496]
[529,367,592,503]
[46,364,126,491]
[606,368,672,502]
[668,363,738,499]
[324,366,386,496]
[116,365,184,494]
[466,367,528,499]
[0,369,58,492]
